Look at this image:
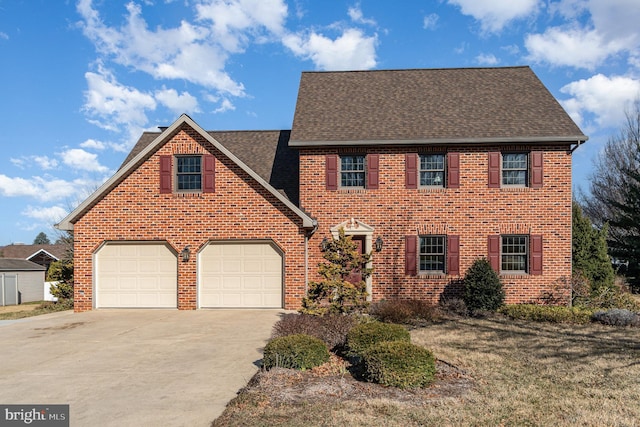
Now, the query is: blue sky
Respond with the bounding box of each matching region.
[1,0,639,246]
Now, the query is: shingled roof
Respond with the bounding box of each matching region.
[289,66,587,146]
[57,115,315,230]
[121,129,299,205]
[0,258,46,271]
[0,244,66,261]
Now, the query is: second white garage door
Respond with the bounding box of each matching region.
[199,242,283,308]
[95,243,178,308]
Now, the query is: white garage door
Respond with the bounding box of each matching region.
[199,242,283,308]
[96,243,177,308]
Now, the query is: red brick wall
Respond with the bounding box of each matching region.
[73,125,307,312]
[299,145,573,306]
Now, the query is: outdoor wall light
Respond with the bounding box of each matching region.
[181,245,191,262]
[375,236,384,252]
[320,237,329,252]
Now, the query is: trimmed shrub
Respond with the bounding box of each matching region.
[346,322,410,357]
[262,334,330,370]
[463,258,505,312]
[592,309,640,327]
[369,299,441,325]
[271,313,358,351]
[363,341,436,388]
[499,304,593,324]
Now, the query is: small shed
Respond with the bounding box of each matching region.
[0,259,46,305]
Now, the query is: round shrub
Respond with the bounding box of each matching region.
[463,258,505,312]
[363,341,436,388]
[262,334,330,370]
[346,321,410,357]
[592,309,640,327]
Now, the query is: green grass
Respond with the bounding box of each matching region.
[212,316,640,426]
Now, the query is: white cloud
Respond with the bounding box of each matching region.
[196,0,288,50]
[78,0,249,96]
[155,87,200,114]
[10,158,25,168]
[213,98,236,114]
[501,44,520,55]
[423,13,439,30]
[83,66,156,132]
[80,139,106,150]
[0,175,83,202]
[9,156,58,170]
[348,4,377,26]
[283,28,377,71]
[525,27,627,69]
[526,0,640,69]
[559,74,640,129]
[0,32,8,40]
[22,205,69,224]
[587,0,640,44]
[475,53,499,65]
[447,0,540,33]
[60,148,110,173]
[32,156,59,170]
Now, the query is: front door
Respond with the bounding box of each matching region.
[346,235,366,284]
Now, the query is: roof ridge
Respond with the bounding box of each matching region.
[300,65,531,74]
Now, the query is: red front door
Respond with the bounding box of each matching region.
[346,235,366,284]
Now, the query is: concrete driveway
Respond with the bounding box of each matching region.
[0,309,282,426]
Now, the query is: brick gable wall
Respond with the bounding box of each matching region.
[73,126,307,312]
[299,145,573,305]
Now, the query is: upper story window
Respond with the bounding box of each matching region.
[488,151,543,189]
[176,156,202,191]
[159,154,215,194]
[419,235,446,273]
[340,155,366,187]
[419,154,445,187]
[502,153,528,186]
[501,235,528,273]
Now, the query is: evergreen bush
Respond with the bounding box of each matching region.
[346,321,410,357]
[463,258,505,312]
[362,341,436,388]
[262,334,330,370]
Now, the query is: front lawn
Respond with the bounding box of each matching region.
[213,316,640,426]
[0,300,73,320]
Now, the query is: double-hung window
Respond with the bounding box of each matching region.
[340,155,366,188]
[419,235,446,273]
[419,154,445,187]
[502,153,528,186]
[176,156,202,191]
[501,235,528,273]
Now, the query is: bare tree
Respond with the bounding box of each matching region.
[581,98,640,244]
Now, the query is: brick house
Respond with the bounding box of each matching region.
[57,66,587,312]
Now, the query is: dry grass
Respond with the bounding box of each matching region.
[213,316,640,426]
[0,301,72,320]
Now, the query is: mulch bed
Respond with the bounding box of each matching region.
[237,354,473,407]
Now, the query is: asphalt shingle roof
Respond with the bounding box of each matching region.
[289,66,586,145]
[0,258,46,271]
[121,129,299,205]
[0,244,67,261]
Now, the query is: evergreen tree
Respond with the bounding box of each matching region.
[572,202,615,292]
[301,228,371,315]
[33,232,51,245]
